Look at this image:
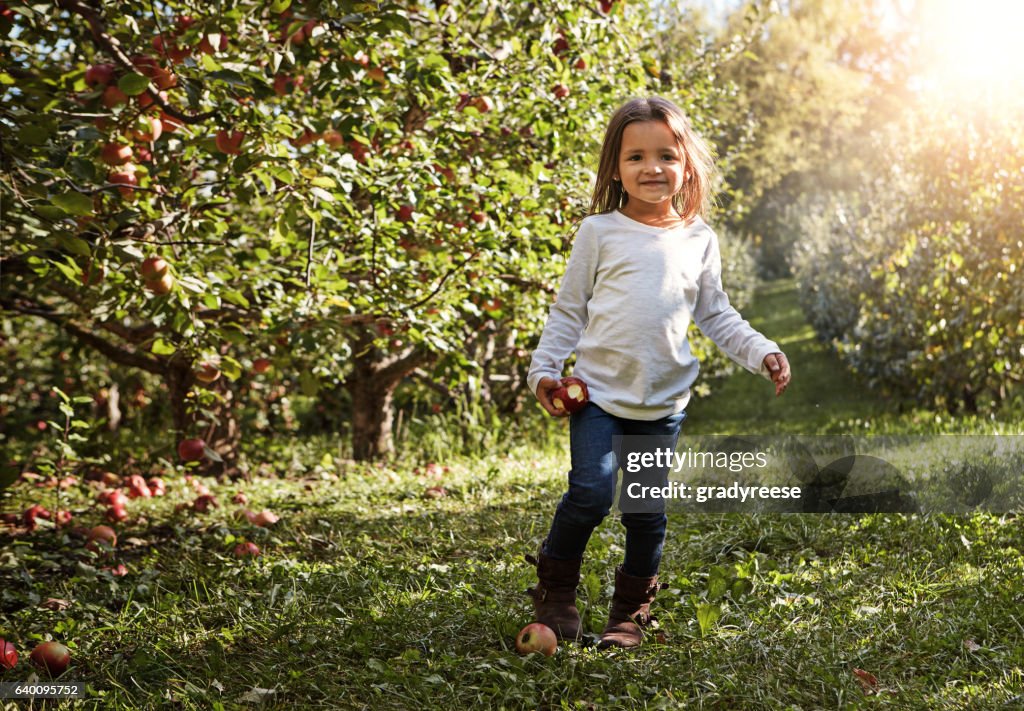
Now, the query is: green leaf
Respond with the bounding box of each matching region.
[696,603,721,638]
[60,235,92,257]
[152,338,177,355]
[18,124,50,145]
[309,176,336,189]
[222,290,250,308]
[270,0,292,12]
[208,69,249,88]
[310,186,335,203]
[51,192,94,216]
[118,72,152,96]
[299,369,320,396]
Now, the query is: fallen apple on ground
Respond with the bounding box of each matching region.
[192,494,218,513]
[234,541,260,557]
[551,376,589,414]
[515,623,557,656]
[106,505,128,523]
[252,509,279,527]
[0,638,16,670]
[30,641,71,676]
[86,524,117,549]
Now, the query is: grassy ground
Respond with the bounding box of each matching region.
[2,281,1022,709]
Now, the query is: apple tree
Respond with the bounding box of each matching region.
[1,0,742,463]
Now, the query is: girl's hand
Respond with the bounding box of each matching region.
[536,377,570,417]
[764,352,791,397]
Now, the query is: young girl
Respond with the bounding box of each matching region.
[525,96,791,649]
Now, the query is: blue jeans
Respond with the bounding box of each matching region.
[542,403,687,577]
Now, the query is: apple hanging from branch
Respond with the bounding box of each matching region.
[177,438,206,462]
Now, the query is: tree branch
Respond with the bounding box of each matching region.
[56,0,218,125]
[1,296,166,375]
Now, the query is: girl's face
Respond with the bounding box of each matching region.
[613,120,686,211]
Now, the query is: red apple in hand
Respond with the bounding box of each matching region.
[1,638,16,670]
[551,376,589,414]
[515,623,557,656]
[30,641,70,676]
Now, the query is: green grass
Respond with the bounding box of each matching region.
[2,452,1022,709]
[1,280,1022,709]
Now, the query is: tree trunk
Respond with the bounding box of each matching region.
[166,355,241,474]
[349,375,398,460]
[345,329,436,461]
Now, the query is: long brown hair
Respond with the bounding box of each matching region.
[588,97,718,221]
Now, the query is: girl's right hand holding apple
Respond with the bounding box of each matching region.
[536,377,570,417]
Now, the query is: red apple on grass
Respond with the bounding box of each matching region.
[126,474,151,498]
[515,623,557,656]
[23,504,51,530]
[551,376,589,414]
[250,509,279,527]
[234,541,260,557]
[0,638,16,670]
[178,438,206,462]
[29,641,70,676]
[106,505,128,523]
[193,494,218,513]
[86,524,117,552]
[98,489,129,507]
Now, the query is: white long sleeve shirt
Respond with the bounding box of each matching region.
[527,209,780,420]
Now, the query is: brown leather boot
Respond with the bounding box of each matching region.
[598,565,664,649]
[525,551,583,641]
